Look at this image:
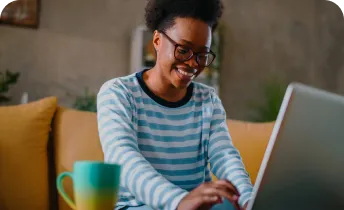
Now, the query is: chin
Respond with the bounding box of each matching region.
[172,80,191,90]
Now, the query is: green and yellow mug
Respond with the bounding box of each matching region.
[57,161,121,210]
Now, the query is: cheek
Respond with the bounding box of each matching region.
[158,50,177,71]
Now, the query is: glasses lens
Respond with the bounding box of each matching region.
[175,46,193,61]
[197,53,215,67]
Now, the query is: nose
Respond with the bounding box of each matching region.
[184,55,198,69]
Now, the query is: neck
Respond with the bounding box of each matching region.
[143,66,187,102]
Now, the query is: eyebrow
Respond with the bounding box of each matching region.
[180,39,210,51]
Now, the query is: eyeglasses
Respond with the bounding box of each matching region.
[159,30,216,67]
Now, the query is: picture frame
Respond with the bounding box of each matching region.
[0,0,40,29]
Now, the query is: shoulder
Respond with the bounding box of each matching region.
[98,73,138,97]
[192,82,221,104]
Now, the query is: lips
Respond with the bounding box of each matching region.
[175,68,196,82]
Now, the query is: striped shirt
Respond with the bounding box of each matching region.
[97,70,253,210]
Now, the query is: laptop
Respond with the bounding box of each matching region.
[246,82,344,210]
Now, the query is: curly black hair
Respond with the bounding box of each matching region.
[144,0,224,32]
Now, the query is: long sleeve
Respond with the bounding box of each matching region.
[208,93,253,208]
[97,81,188,210]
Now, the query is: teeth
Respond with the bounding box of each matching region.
[177,69,194,77]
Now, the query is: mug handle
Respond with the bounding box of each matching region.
[56,172,77,210]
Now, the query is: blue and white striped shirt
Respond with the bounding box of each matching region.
[97,70,253,210]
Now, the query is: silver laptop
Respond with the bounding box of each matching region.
[246,82,344,210]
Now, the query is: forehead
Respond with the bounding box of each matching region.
[166,17,212,50]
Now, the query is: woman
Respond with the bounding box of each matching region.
[97,0,253,209]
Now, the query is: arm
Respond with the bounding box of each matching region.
[208,92,253,208]
[97,81,188,210]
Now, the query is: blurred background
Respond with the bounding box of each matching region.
[0,0,343,122]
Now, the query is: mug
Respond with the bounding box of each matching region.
[56,161,121,210]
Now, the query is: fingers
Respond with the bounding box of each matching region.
[214,179,240,195]
[187,181,241,210]
[197,189,222,204]
[201,181,241,210]
[190,194,222,209]
[213,180,241,210]
[202,186,238,204]
[201,195,222,204]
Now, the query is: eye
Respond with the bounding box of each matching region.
[198,54,208,61]
[177,47,190,55]
[199,55,208,59]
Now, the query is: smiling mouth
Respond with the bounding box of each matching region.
[175,68,196,81]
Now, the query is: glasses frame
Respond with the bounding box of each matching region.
[158,30,216,67]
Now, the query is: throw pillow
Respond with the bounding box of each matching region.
[0,97,57,210]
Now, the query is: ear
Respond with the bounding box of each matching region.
[152,30,161,52]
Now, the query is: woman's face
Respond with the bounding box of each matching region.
[153,17,213,90]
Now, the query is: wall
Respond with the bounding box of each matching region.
[0,0,343,120]
[0,0,146,106]
[219,0,344,119]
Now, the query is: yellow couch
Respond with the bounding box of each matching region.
[0,98,274,210]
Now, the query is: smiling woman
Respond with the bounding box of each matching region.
[97,1,253,210]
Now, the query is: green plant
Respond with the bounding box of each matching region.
[72,88,97,112]
[0,70,20,104]
[249,79,287,122]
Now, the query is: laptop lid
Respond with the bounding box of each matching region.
[247,83,344,210]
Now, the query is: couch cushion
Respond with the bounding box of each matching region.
[0,97,57,210]
[227,120,274,184]
[52,107,103,210]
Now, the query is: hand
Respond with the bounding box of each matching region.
[176,180,240,210]
[242,201,249,210]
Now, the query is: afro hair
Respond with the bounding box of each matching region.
[144,0,224,32]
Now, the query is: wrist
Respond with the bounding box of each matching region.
[242,201,249,210]
[170,191,188,210]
